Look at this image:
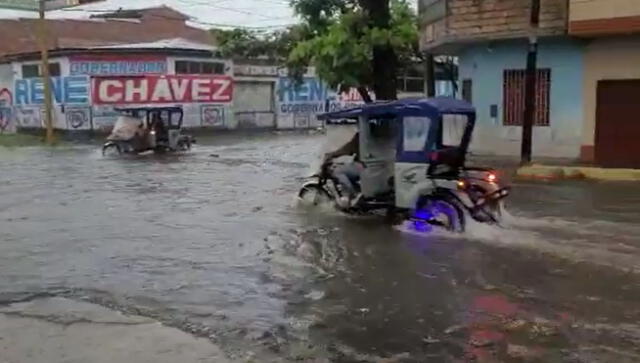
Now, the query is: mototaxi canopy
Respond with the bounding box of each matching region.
[318,97,477,165]
[318,97,475,122]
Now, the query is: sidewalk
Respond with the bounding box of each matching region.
[516,164,640,181]
[467,154,640,182]
[0,297,232,363]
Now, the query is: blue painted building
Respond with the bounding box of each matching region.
[458,39,585,158]
[419,0,583,159]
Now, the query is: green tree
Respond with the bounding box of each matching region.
[288,0,418,101]
[211,27,307,62]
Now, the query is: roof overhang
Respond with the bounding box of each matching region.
[0,40,221,64]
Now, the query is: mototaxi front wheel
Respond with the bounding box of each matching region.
[177,138,192,151]
[298,184,332,207]
[414,196,465,233]
[102,142,121,156]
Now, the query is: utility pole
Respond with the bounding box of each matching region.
[38,0,54,144]
[521,0,541,165]
[424,53,436,97]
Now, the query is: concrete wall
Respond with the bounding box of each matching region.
[233,78,276,129]
[581,35,640,160]
[458,38,585,158]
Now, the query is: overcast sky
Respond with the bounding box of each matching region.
[0,0,417,29]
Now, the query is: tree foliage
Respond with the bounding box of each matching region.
[211,27,306,62]
[288,0,419,100]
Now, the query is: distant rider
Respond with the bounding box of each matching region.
[323,132,364,208]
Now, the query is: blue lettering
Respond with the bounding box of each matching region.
[70,63,80,75]
[295,82,309,102]
[15,79,29,105]
[109,62,118,74]
[100,63,110,75]
[80,63,89,75]
[50,77,63,103]
[309,79,325,101]
[90,63,100,75]
[277,78,291,102]
[14,76,89,105]
[30,78,44,104]
[118,62,127,75]
[64,76,89,104]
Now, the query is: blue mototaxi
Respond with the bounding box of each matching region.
[302,97,510,232]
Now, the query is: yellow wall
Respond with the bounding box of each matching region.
[582,36,640,146]
[570,0,640,22]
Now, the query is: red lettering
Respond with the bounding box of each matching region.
[211,78,232,102]
[169,78,190,101]
[191,79,211,102]
[93,75,234,105]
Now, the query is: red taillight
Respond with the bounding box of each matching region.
[487,173,497,183]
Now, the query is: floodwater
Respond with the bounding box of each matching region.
[1,134,640,362]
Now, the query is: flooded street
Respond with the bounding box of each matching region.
[1,134,640,362]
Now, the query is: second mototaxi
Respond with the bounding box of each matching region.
[298,97,510,232]
[102,107,195,156]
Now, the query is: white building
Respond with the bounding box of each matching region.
[0,39,237,133]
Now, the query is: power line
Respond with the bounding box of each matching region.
[58,6,296,30]
[57,0,296,28]
[175,0,291,21]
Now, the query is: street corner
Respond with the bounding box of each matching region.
[516,164,640,182]
[0,297,233,363]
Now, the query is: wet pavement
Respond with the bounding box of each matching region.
[1,133,640,362]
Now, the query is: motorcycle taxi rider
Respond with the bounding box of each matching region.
[322,132,364,208]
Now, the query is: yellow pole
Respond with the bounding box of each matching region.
[38,0,54,144]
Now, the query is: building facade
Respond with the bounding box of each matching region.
[420,0,580,159]
[569,0,640,168]
[421,0,640,168]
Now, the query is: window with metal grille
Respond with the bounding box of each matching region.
[503,69,551,126]
[462,79,472,103]
[21,63,61,78]
[175,60,225,75]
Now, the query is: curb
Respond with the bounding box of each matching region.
[516,165,640,182]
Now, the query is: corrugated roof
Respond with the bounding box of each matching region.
[0,6,214,58]
[93,38,217,51]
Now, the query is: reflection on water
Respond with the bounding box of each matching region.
[1,134,639,361]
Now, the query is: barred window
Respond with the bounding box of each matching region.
[175,60,225,75]
[503,69,551,126]
[21,63,61,78]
